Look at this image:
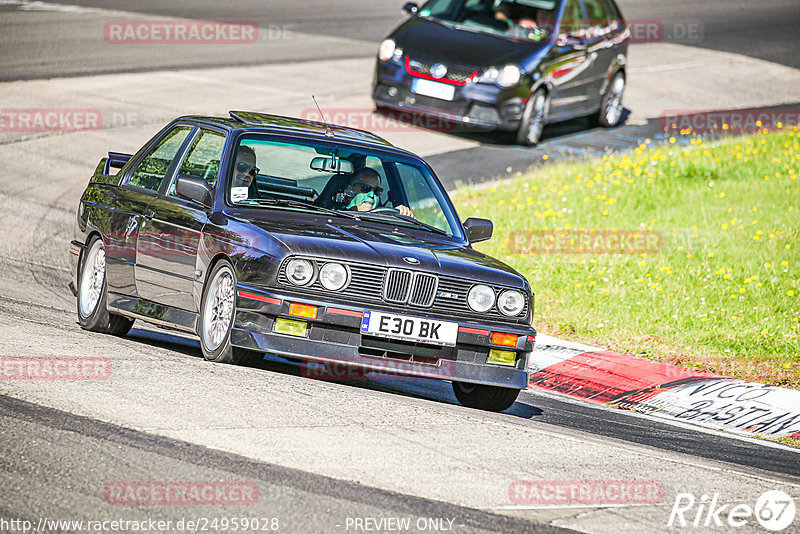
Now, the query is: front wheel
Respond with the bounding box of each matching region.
[452,381,520,412]
[199,260,258,365]
[515,88,548,146]
[592,71,625,128]
[77,236,134,336]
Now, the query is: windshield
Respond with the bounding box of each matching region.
[418,0,560,42]
[228,135,461,237]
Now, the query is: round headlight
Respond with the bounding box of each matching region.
[286,259,314,286]
[319,262,349,291]
[378,39,396,61]
[497,290,525,316]
[497,65,521,87]
[467,284,495,313]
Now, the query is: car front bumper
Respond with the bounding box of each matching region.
[373,61,527,131]
[232,284,535,390]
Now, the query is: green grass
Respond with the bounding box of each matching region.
[452,129,800,387]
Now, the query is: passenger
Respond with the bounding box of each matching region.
[231,145,260,201]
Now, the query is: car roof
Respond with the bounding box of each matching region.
[179,111,399,151]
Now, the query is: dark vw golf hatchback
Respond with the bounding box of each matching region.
[70,112,536,412]
[373,0,629,145]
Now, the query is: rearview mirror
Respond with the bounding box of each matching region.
[403,2,419,15]
[463,217,493,244]
[310,156,354,174]
[175,174,212,208]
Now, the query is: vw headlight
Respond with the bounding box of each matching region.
[378,39,396,61]
[479,65,521,87]
[467,284,495,313]
[319,262,349,291]
[497,65,521,87]
[497,290,525,316]
[286,259,315,286]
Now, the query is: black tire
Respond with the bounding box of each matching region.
[515,87,548,146]
[77,236,134,336]
[591,71,625,128]
[198,259,258,365]
[452,381,520,412]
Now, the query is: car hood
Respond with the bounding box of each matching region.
[242,215,528,290]
[392,17,546,68]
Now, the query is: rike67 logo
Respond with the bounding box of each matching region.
[668,490,796,531]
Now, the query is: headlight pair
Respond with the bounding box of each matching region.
[467,285,526,316]
[285,259,350,291]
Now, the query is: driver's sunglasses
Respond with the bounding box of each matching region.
[352,182,384,194]
[236,161,259,175]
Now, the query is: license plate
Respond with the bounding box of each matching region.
[411,78,455,101]
[360,310,458,347]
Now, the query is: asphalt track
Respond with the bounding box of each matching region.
[1,1,800,532]
[1,0,799,79]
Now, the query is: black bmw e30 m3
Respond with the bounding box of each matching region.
[373,0,629,145]
[70,111,536,411]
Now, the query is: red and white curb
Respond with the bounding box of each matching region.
[530,334,800,440]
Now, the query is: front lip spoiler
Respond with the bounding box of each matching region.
[231,326,530,389]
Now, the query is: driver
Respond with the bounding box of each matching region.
[494,1,539,31]
[231,145,260,201]
[343,168,414,217]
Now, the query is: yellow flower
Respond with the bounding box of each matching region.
[789,290,796,297]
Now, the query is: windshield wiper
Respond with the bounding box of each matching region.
[236,198,358,219]
[355,212,450,236]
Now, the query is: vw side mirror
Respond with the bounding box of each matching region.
[403,2,419,15]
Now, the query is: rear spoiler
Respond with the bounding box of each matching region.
[103,152,133,174]
[92,152,133,183]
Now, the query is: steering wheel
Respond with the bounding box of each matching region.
[370,207,400,215]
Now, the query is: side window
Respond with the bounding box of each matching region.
[168,129,226,195]
[395,162,450,233]
[128,126,191,191]
[559,0,586,37]
[582,0,611,36]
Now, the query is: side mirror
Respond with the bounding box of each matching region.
[463,217,493,244]
[403,2,419,15]
[175,174,212,208]
[556,32,587,47]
